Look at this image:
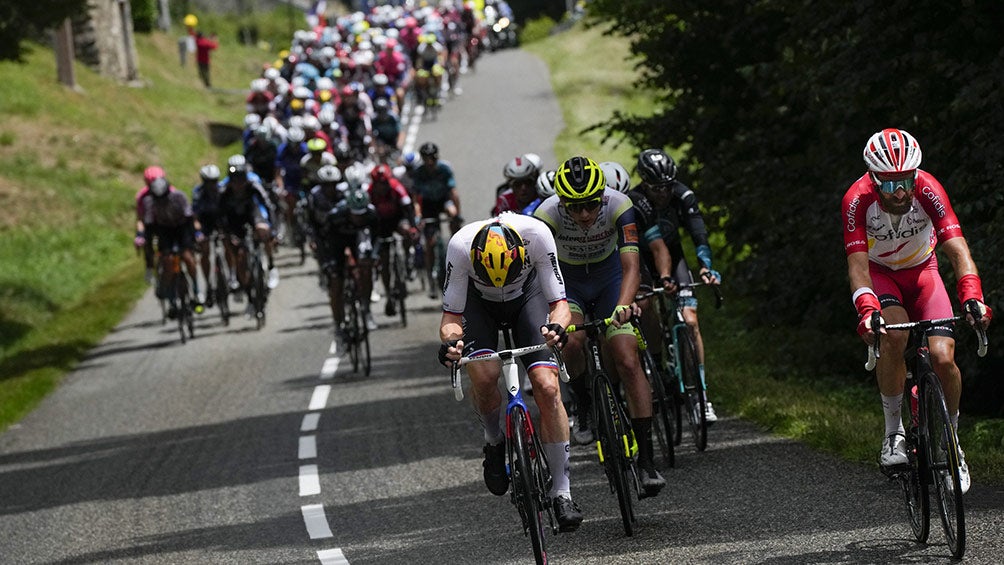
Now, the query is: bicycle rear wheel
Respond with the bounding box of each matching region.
[346,297,361,373]
[641,348,675,469]
[175,273,189,344]
[393,249,408,327]
[677,327,707,451]
[921,371,965,558]
[509,406,548,564]
[592,372,635,536]
[214,252,230,326]
[250,253,267,330]
[359,299,372,377]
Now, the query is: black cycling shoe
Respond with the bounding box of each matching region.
[552,496,583,532]
[482,442,508,496]
[385,300,396,317]
[639,465,666,498]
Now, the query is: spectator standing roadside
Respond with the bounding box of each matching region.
[195,31,219,88]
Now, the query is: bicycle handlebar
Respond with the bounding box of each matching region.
[450,342,569,401]
[864,310,989,371]
[635,281,724,309]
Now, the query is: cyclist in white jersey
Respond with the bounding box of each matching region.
[533,156,666,496]
[438,212,583,531]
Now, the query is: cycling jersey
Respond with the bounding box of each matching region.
[842,170,963,270]
[442,213,566,313]
[142,190,196,252]
[532,189,639,266]
[275,141,307,195]
[413,160,456,204]
[368,179,414,238]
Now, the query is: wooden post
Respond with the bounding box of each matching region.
[55,18,77,88]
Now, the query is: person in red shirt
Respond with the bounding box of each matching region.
[842,128,992,492]
[195,31,218,88]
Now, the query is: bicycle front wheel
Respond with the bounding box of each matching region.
[900,419,930,544]
[678,327,707,451]
[641,348,675,469]
[592,372,635,536]
[214,254,230,326]
[510,406,548,565]
[921,371,965,558]
[393,250,408,327]
[359,300,372,377]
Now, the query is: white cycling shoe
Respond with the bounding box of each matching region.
[880,433,909,468]
[958,448,971,495]
[705,401,718,423]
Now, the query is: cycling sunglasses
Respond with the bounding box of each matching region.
[562,198,602,213]
[870,172,916,194]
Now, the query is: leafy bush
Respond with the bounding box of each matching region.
[130,0,156,33]
[520,16,557,45]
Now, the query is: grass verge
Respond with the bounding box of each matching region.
[525,20,1004,485]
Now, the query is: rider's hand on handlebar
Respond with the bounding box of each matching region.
[540,323,568,349]
[964,298,993,330]
[857,309,885,344]
[438,339,463,368]
[700,268,722,285]
[610,303,640,328]
[659,275,677,293]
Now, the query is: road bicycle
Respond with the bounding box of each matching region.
[865,303,988,559]
[377,234,409,327]
[419,213,455,299]
[451,329,570,564]
[567,316,640,536]
[641,282,723,451]
[628,312,676,470]
[155,244,195,344]
[341,263,372,376]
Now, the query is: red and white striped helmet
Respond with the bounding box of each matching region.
[863,128,922,174]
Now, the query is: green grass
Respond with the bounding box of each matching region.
[0,14,285,431]
[527,20,1004,486]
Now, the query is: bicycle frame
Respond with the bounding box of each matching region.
[451,339,569,563]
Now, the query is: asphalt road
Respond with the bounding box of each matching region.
[1,49,1003,565]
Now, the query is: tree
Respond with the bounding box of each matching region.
[0,0,89,61]
[588,0,1004,413]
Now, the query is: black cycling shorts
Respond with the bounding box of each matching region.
[459,282,556,372]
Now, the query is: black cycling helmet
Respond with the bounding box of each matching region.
[554,156,606,201]
[374,98,390,113]
[419,142,438,159]
[637,148,677,184]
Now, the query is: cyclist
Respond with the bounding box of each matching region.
[192,164,223,307]
[140,173,202,316]
[306,165,380,336]
[218,158,279,297]
[368,164,419,317]
[533,156,666,496]
[842,128,992,492]
[521,168,555,216]
[135,166,169,283]
[630,148,722,423]
[437,213,583,532]
[412,141,462,298]
[299,137,337,193]
[491,155,539,216]
[371,98,402,162]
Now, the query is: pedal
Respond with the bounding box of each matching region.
[881,463,911,480]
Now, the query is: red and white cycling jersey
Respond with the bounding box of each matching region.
[842,170,963,270]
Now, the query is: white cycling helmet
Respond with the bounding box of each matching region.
[863,128,922,174]
[243,113,262,128]
[199,164,221,181]
[227,154,247,169]
[599,161,632,193]
[150,176,170,197]
[317,165,342,184]
[286,127,306,143]
[317,107,336,127]
[250,78,268,93]
[503,156,537,181]
[344,163,368,189]
[536,169,556,198]
[522,152,542,175]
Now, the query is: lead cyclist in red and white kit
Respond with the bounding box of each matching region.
[842,128,992,493]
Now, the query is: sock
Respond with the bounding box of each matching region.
[881,393,905,437]
[632,417,654,469]
[699,363,707,387]
[481,405,503,445]
[951,410,959,432]
[543,441,571,499]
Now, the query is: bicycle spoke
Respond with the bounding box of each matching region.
[922,372,965,558]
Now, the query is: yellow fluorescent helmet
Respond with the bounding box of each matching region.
[183,14,198,27]
[470,222,526,288]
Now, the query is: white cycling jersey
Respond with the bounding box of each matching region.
[442,212,566,313]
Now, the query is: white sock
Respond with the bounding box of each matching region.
[481,405,503,445]
[951,410,959,432]
[881,393,905,437]
[543,442,571,500]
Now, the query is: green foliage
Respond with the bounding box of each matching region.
[520,16,557,45]
[0,0,89,61]
[131,0,156,33]
[587,0,1004,414]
